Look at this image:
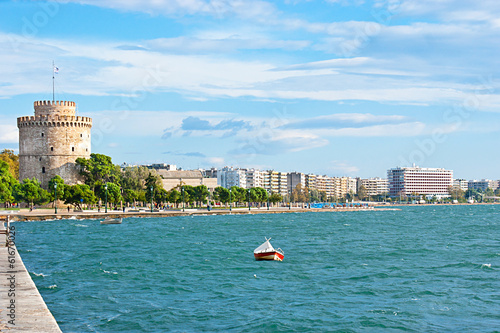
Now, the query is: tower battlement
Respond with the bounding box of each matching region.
[17,115,92,127]
[34,100,76,117]
[34,100,76,107]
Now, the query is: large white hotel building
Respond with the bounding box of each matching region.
[387,166,453,198]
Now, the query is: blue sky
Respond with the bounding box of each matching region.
[1,0,500,179]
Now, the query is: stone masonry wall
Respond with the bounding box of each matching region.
[17,100,92,189]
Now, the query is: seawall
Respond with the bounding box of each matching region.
[0,221,62,332]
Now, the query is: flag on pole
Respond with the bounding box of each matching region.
[53,66,59,74]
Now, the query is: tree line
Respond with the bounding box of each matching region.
[0,152,287,210]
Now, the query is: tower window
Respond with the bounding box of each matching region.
[41,133,44,137]
[51,147,53,151]
[42,167,45,174]
[72,147,75,152]
[80,134,83,137]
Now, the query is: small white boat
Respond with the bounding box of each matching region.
[100,218,122,224]
[254,237,284,261]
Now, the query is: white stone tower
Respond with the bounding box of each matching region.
[17,100,92,188]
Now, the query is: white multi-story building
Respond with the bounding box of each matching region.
[217,167,247,189]
[347,177,358,196]
[468,179,499,191]
[359,178,388,196]
[453,179,469,191]
[245,169,264,188]
[263,170,288,195]
[387,166,453,198]
[278,172,288,195]
[305,174,317,190]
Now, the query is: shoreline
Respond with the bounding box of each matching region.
[1,206,398,222]
[1,202,498,222]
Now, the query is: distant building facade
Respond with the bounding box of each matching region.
[468,179,499,191]
[453,179,469,191]
[360,177,389,196]
[158,170,217,191]
[288,172,306,192]
[245,169,264,188]
[17,100,92,188]
[217,167,247,189]
[387,166,453,198]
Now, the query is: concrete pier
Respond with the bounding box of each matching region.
[0,220,61,332]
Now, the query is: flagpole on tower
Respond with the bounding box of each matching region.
[52,61,55,102]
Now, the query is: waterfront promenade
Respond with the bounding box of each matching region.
[0,219,62,332]
[2,205,385,222]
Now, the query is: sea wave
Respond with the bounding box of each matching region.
[102,269,118,275]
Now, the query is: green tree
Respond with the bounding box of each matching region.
[0,160,18,206]
[136,190,147,205]
[64,184,96,210]
[96,182,122,209]
[123,189,139,206]
[168,189,181,208]
[48,175,65,201]
[291,184,308,202]
[230,186,245,206]
[154,188,168,206]
[0,149,19,180]
[13,178,49,209]
[192,185,209,207]
[183,185,195,206]
[120,166,156,191]
[269,192,282,204]
[448,186,465,202]
[309,189,320,202]
[145,172,162,191]
[76,153,120,191]
[214,186,230,205]
[254,187,268,205]
[144,172,163,205]
[357,185,367,201]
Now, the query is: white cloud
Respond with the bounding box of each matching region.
[58,0,277,19]
[206,156,225,165]
[0,125,18,143]
[147,36,310,53]
[328,161,360,175]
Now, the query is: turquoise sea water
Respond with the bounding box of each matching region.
[15,205,500,332]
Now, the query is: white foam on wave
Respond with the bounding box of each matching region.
[32,272,48,277]
[481,263,492,268]
[107,314,121,322]
[74,224,88,228]
[103,269,118,275]
[48,284,57,289]
[68,216,77,220]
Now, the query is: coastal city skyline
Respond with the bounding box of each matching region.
[1,1,500,180]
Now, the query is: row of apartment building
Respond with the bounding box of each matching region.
[211,167,358,198]
[214,166,500,199]
[145,164,498,199]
